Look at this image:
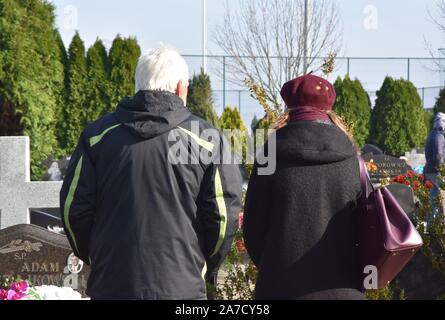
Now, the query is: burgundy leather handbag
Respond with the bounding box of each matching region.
[357,156,423,291]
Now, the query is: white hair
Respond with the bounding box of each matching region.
[135,44,189,93]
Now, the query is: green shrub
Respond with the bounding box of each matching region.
[370,77,427,156]
[187,69,220,128]
[108,35,141,111]
[61,32,87,155]
[0,0,65,179]
[333,76,372,148]
[433,87,445,115]
[85,39,111,124]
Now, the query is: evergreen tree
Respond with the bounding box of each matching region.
[433,87,445,115]
[425,109,434,132]
[61,32,87,154]
[85,39,110,124]
[220,106,247,166]
[370,77,427,156]
[333,76,372,148]
[108,35,141,110]
[0,0,65,178]
[187,69,220,128]
[220,106,246,132]
[250,115,259,132]
[256,116,273,131]
[54,29,68,157]
[55,30,68,69]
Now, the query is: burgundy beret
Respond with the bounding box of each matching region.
[280,74,336,110]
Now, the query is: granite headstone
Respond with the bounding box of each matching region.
[30,208,63,230]
[386,183,416,220]
[362,154,412,184]
[0,224,89,296]
[391,190,445,299]
[0,137,62,229]
[395,249,445,299]
[362,144,383,156]
[404,149,426,169]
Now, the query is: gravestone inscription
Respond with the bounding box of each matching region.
[362,154,412,184]
[0,224,89,296]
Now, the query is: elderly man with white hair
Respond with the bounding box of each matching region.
[60,44,242,300]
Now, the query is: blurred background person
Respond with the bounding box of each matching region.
[424,112,445,225]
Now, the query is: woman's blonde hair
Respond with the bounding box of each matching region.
[271,109,356,145]
[325,110,355,143]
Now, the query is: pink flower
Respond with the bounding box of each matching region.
[0,280,30,300]
[11,280,28,293]
[7,289,18,300]
[238,212,244,228]
[0,289,7,300]
[7,289,26,300]
[16,291,26,300]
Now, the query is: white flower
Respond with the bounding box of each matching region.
[47,226,65,235]
[32,286,84,300]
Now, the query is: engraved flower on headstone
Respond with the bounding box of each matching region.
[0,239,42,254]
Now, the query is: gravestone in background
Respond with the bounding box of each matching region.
[393,191,445,299]
[30,208,63,230]
[362,144,383,156]
[404,149,426,170]
[386,183,416,219]
[35,155,71,229]
[0,137,62,229]
[362,154,412,184]
[42,156,70,181]
[395,251,445,299]
[0,224,89,296]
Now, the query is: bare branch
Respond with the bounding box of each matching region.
[425,0,445,72]
[213,0,343,109]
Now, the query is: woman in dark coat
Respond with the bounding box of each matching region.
[243,74,365,300]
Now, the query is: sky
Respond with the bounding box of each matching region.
[53,0,443,56]
[51,0,445,125]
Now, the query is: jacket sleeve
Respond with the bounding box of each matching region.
[60,132,96,264]
[243,163,270,267]
[197,134,242,276]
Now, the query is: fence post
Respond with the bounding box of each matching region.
[407,58,410,81]
[223,56,226,110]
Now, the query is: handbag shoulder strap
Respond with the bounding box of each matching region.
[357,156,370,201]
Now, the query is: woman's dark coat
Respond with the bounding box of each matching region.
[243,121,365,300]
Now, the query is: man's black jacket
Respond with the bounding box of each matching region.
[60,90,242,299]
